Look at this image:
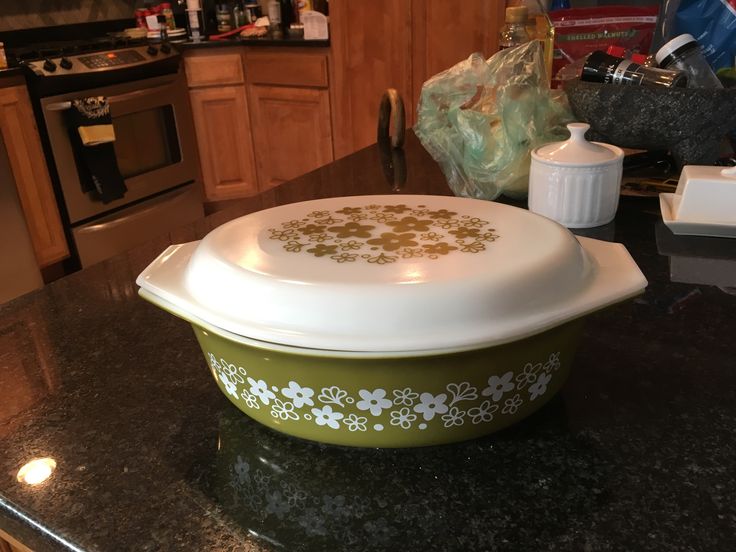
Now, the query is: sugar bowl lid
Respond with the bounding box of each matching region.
[533,123,623,166]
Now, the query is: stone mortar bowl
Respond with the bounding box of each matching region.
[564,79,736,168]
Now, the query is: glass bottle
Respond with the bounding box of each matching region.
[216,3,233,32]
[655,34,723,89]
[526,0,555,83]
[233,1,246,27]
[499,6,531,50]
[582,51,688,88]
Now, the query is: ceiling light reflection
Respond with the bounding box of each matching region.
[17,458,57,486]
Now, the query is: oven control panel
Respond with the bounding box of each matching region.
[27,45,177,77]
[78,50,146,69]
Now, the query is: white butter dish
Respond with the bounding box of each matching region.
[660,165,736,238]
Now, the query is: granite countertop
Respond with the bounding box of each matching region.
[175,33,329,50]
[1,133,736,551]
[0,66,27,81]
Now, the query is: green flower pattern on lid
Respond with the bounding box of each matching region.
[268,203,499,263]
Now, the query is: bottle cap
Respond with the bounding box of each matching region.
[505,6,528,23]
[605,45,647,65]
[606,45,626,58]
[655,34,698,67]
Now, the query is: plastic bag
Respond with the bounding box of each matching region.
[674,0,736,72]
[414,40,574,200]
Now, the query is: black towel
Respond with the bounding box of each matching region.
[66,97,127,204]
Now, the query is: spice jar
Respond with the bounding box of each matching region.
[582,50,687,88]
[216,3,233,32]
[655,34,722,89]
[135,8,148,28]
[161,2,175,30]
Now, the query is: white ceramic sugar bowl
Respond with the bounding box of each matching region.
[529,122,625,228]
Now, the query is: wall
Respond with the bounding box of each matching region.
[0,0,145,32]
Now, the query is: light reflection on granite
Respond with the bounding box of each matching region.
[1,134,736,551]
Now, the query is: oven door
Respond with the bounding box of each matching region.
[41,70,199,224]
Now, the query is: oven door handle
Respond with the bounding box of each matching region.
[45,77,178,113]
[106,79,178,107]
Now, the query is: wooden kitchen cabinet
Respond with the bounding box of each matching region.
[188,85,259,200]
[184,49,259,201]
[245,49,333,191]
[411,0,505,113]
[248,85,333,190]
[183,4,504,196]
[329,0,505,159]
[0,83,69,267]
[0,531,31,552]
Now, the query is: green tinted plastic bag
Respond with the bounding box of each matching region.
[415,41,573,200]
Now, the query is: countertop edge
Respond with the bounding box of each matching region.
[175,37,330,50]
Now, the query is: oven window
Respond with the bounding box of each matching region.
[112,106,181,179]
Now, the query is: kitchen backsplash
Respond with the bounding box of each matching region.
[0,0,145,31]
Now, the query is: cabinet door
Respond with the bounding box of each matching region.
[329,0,413,158]
[188,85,258,201]
[412,0,505,109]
[248,85,333,190]
[0,85,69,267]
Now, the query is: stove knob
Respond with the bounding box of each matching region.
[59,57,73,70]
[160,42,172,54]
[43,59,57,73]
[146,45,159,56]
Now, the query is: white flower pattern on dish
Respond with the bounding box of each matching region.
[467,400,498,424]
[240,388,261,409]
[441,406,466,427]
[482,371,515,402]
[392,387,419,406]
[528,372,552,401]
[413,392,449,421]
[281,381,315,408]
[271,398,299,420]
[543,352,561,373]
[447,382,478,405]
[343,413,368,432]
[318,386,348,407]
[207,350,562,432]
[501,393,523,415]
[218,371,239,398]
[389,407,417,429]
[311,405,344,429]
[356,388,392,416]
[247,376,276,405]
[515,362,543,390]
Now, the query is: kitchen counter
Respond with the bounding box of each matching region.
[0,67,27,84]
[175,34,329,50]
[1,133,736,551]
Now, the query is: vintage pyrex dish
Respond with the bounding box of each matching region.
[659,165,736,238]
[136,195,646,447]
[529,122,625,229]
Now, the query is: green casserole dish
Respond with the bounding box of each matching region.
[137,195,646,447]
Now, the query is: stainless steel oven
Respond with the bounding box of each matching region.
[22,41,203,269]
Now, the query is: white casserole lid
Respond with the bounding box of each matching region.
[533,123,624,166]
[137,195,646,353]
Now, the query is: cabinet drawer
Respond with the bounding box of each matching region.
[245,52,329,88]
[184,52,245,87]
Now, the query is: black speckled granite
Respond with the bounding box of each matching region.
[565,79,736,167]
[1,133,736,551]
[175,35,329,50]
[0,67,26,80]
